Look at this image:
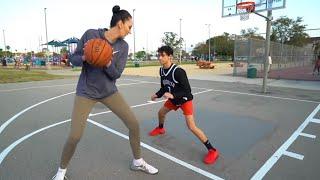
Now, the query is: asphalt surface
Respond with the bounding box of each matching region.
[0,76,319,180]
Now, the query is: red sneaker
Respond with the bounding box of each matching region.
[203,149,219,164]
[149,127,166,136]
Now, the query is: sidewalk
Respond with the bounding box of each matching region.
[45,67,320,91]
[189,74,320,91]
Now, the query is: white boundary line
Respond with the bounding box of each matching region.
[121,79,320,104]
[0,91,75,135]
[88,119,224,180]
[0,116,223,180]
[0,119,71,164]
[0,88,222,179]
[299,133,316,139]
[210,89,320,104]
[283,151,304,160]
[0,79,132,93]
[0,84,76,92]
[90,89,213,117]
[121,78,211,90]
[251,104,320,180]
[0,81,149,135]
[311,119,320,123]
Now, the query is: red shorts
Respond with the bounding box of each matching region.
[164,100,193,115]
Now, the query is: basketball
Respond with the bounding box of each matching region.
[84,38,113,67]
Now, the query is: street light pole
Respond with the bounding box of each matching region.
[133,9,136,62]
[205,24,211,61]
[179,18,182,64]
[2,29,6,57]
[44,8,49,63]
[146,33,148,61]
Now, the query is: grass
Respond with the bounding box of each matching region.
[126,60,197,67]
[126,60,231,67]
[71,60,231,69]
[0,68,65,83]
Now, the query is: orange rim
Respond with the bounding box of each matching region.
[236,1,255,10]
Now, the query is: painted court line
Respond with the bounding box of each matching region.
[121,78,211,90]
[90,89,213,117]
[0,81,148,135]
[0,89,214,167]
[0,91,75,135]
[311,119,320,123]
[283,151,304,160]
[299,133,316,139]
[0,79,133,93]
[0,119,71,164]
[0,83,76,93]
[89,100,166,116]
[88,119,224,180]
[211,89,320,104]
[0,89,221,179]
[0,117,223,179]
[122,79,320,104]
[251,104,320,180]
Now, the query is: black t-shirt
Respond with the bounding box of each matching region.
[156,63,193,105]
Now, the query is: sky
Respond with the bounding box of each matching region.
[0,0,319,54]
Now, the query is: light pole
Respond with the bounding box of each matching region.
[179,18,182,64]
[133,9,136,62]
[205,24,211,61]
[2,29,6,57]
[44,8,49,63]
[146,33,148,61]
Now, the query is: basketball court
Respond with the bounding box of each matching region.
[1,0,320,179]
[0,75,319,180]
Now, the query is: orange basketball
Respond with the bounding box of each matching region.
[84,38,113,67]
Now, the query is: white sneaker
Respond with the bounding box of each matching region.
[130,159,158,175]
[52,168,67,180]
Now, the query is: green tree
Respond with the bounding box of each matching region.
[192,32,235,59]
[60,47,68,54]
[240,27,265,40]
[192,43,208,57]
[271,16,309,47]
[135,51,146,61]
[161,32,183,58]
[212,33,234,57]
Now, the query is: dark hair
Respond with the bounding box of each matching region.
[110,5,132,27]
[157,46,174,56]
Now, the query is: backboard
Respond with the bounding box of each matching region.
[222,0,286,17]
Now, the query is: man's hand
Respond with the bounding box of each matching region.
[106,60,112,67]
[151,94,158,101]
[163,92,174,99]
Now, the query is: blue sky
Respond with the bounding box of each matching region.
[0,0,319,53]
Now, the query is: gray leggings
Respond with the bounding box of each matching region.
[60,92,141,168]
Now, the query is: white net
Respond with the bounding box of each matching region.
[239,9,249,21]
[237,1,255,21]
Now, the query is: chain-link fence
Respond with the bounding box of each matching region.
[233,36,319,80]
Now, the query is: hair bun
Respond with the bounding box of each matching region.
[112,5,120,14]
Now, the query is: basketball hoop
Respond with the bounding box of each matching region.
[237,1,255,21]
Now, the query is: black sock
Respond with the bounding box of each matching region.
[203,140,215,151]
[158,123,164,129]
